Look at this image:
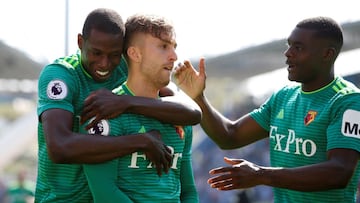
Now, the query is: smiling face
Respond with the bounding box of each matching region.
[284,27,334,91]
[78,29,123,82]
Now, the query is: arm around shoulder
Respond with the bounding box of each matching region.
[81,88,201,127]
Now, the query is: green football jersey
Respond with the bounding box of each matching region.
[7,186,34,203]
[36,52,128,203]
[251,77,360,203]
[82,83,198,203]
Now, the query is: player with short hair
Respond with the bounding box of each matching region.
[36,8,201,202]
[174,16,360,202]
[82,13,199,203]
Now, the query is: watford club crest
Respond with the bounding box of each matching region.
[175,126,185,139]
[304,110,317,126]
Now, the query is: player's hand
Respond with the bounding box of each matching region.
[207,157,263,190]
[159,86,175,97]
[143,130,172,176]
[173,58,206,100]
[81,89,130,129]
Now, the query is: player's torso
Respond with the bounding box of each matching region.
[268,87,330,167]
[106,113,186,202]
[35,55,127,202]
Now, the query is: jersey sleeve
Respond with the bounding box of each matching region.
[82,116,132,202]
[37,64,77,117]
[83,160,133,203]
[180,126,199,202]
[327,93,360,152]
[250,92,276,132]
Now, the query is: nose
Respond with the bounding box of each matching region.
[284,47,291,58]
[98,56,110,68]
[169,48,178,62]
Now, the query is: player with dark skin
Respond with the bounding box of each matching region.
[174,16,360,202]
[40,10,201,176]
[80,86,199,130]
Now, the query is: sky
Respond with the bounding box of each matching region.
[1,0,359,64]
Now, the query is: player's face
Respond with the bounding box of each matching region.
[284,27,330,90]
[78,29,123,82]
[140,33,177,89]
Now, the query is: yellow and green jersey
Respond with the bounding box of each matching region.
[82,83,198,203]
[36,52,128,202]
[251,77,360,203]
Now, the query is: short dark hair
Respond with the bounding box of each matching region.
[123,13,175,58]
[82,8,125,40]
[296,16,343,53]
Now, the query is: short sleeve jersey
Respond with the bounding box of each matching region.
[35,52,128,203]
[82,83,197,203]
[250,77,360,203]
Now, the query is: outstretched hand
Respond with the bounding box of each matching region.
[173,58,206,100]
[207,157,263,190]
[81,89,129,130]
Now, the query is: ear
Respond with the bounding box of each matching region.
[77,34,83,50]
[127,46,141,63]
[323,47,336,62]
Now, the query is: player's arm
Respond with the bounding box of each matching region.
[174,59,268,149]
[38,64,169,171]
[83,160,133,203]
[180,127,199,203]
[80,83,201,129]
[130,82,201,125]
[197,97,268,149]
[208,148,360,191]
[41,109,172,172]
[180,160,198,203]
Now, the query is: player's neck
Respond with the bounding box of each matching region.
[126,79,159,98]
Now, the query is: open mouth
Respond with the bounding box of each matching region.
[286,60,296,70]
[288,64,295,69]
[96,70,109,77]
[163,65,173,72]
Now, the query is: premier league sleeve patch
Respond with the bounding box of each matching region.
[87,119,110,136]
[46,79,68,100]
[342,109,360,138]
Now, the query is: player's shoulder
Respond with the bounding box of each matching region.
[112,82,131,96]
[329,77,360,108]
[42,53,79,71]
[333,76,360,95]
[272,83,301,99]
[52,53,81,70]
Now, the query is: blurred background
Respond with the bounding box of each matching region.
[0,0,359,202]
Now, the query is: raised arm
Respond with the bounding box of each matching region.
[173,59,268,149]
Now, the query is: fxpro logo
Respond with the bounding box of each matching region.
[129,146,182,170]
[269,126,317,157]
[342,109,360,138]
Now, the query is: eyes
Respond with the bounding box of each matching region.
[90,50,122,59]
[285,42,304,53]
[160,42,177,51]
[158,36,177,51]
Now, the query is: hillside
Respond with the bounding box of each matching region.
[201,20,360,80]
[0,41,43,79]
[1,21,359,81]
